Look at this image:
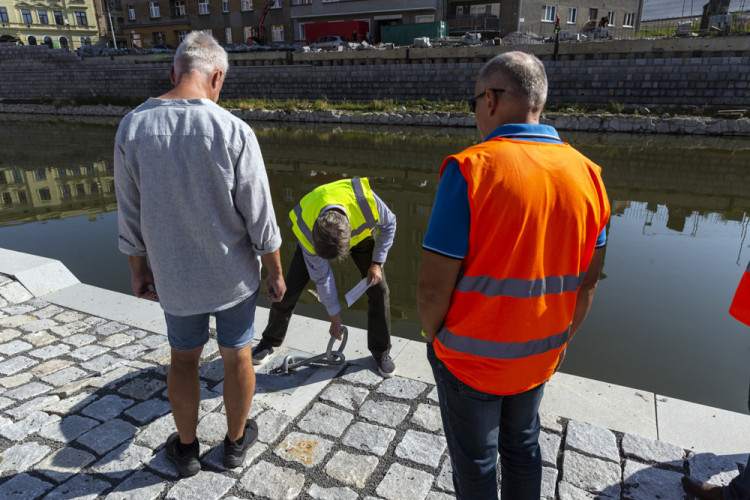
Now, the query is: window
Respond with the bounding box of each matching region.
[470,5,486,15]
[0,172,5,184]
[567,7,576,24]
[54,11,64,24]
[61,185,71,198]
[623,12,635,27]
[589,8,598,21]
[198,0,209,15]
[39,188,51,201]
[270,0,280,7]
[27,35,37,45]
[2,193,11,205]
[90,183,99,194]
[34,169,46,181]
[38,10,48,24]
[0,7,8,23]
[153,32,165,43]
[291,0,312,4]
[607,11,615,26]
[43,36,52,47]
[18,192,27,204]
[415,15,434,23]
[541,5,556,22]
[58,168,67,177]
[243,25,253,42]
[241,0,251,10]
[225,27,232,43]
[271,24,283,41]
[177,30,188,42]
[76,184,86,196]
[174,0,185,15]
[12,170,22,183]
[149,2,160,18]
[222,0,228,12]
[22,9,33,24]
[80,36,91,45]
[60,37,69,49]
[75,11,87,25]
[456,6,463,15]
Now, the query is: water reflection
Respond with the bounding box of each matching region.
[1,115,749,412]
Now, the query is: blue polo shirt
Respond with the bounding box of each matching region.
[423,123,607,259]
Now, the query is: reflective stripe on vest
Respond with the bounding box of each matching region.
[456,271,587,298]
[351,178,377,236]
[729,261,750,327]
[437,324,570,360]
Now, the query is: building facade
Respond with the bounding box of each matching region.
[92,0,126,46]
[0,0,100,49]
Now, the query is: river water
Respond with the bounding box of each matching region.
[1,115,749,413]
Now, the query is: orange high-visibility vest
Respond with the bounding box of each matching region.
[433,137,610,396]
[729,261,750,326]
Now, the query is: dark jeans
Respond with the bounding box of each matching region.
[261,237,391,357]
[427,342,544,500]
[723,379,750,500]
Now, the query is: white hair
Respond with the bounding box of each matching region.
[478,52,548,112]
[174,31,228,78]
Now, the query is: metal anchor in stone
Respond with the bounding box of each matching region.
[276,326,348,374]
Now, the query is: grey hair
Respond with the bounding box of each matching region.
[477,52,548,111]
[312,211,351,261]
[174,31,228,78]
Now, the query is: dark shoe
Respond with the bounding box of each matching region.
[681,475,724,500]
[374,354,396,378]
[223,419,259,468]
[252,339,274,366]
[165,433,200,477]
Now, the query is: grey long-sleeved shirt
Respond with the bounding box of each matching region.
[115,98,281,316]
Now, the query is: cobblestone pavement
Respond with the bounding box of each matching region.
[1,273,747,499]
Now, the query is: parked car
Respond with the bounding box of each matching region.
[309,35,351,51]
[151,43,175,53]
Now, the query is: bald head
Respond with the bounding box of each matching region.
[477,52,548,113]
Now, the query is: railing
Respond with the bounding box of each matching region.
[447,15,501,32]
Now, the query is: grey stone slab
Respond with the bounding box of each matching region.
[6,395,60,419]
[92,441,153,479]
[135,414,176,450]
[341,365,384,387]
[542,466,559,500]
[0,396,11,411]
[201,338,219,360]
[25,331,57,347]
[50,378,95,399]
[0,328,21,342]
[198,389,223,418]
[76,419,137,455]
[196,412,227,445]
[145,447,179,479]
[114,344,148,360]
[0,372,32,389]
[141,344,171,364]
[33,305,64,319]
[275,431,334,468]
[44,393,97,416]
[435,457,454,493]
[342,421,397,456]
[256,407,294,443]
[118,377,166,400]
[45,474,111,500]
[319,383,369,410]
[85,317,107,327]
[35,446,97,483]
[30,359,73,377]
[426,492,454,500]
[298,402,354,438]
[540,430,562,468]
[4,381,52,400]
[2,305,36,315]
[0,314,35,328]
[50,321,91,337]
[240,460,305,500]
[376,462,434,500]
[622,460,685,500]
[0,339,32,355]
[541,410,565,434]
[359,400,411,428]
[100,333,135,348]
[688,452,746,484]
[0,411,60,441]
[377,376,428,400]
[395,430,447,468]
[0,282,33,304]
[82,394,135,421]
[130,329,151,339]
[80,354,125,374]
[41,366,89,387]
[137,335,167,350]
[308,484,359,500]
[0,355,38,375]
[94,321,129,336]
[0,473,53,500]
[621,433,685,465]
[203,441,266,471]
[427,386,439,403]
[38,414,100,442]
[70,345,110,361]
[199,358,225,382]
[562,450,622,497]
[88,365,141,389]
[558,481,608,500]
[53,311,86,323]
[20,319,58,334]
[565,420,620,464]
[325,450,379,489]
[61,333,97,347]
[125,398,171,424]
[411,403,443,433]
[0,441,51,473]
[105,470,166,500]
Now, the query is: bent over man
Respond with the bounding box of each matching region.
[417,52,610,499]
[252,178,397,377]
[115,31,285,477]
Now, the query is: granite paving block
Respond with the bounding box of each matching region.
[0,339,31,355]
[2,305,35,316]
[92,442,153,479]
[540,430,562,468]
[145,448,180,479]
[341,366,383,387]
[411,403,443,433]
[0,314,35,328]
[50,378,95,399]
[342,421,397,456]
[203,441,266,471]
[35,447,97,483]
[622,460,685,500]
[137,335,167,350]
[85,317,107,327]
[45,474,111,500]
[0,355,38,375]
[395,430,447,468]
[6,395,59,419]
[33,305,64,319]
[70,345,110,361]
[377,376,428,400]
[688,452,745,484]
[0,441,51,473]
[275,431,334,468]
[256,407,294,443]
[565,420,620,464]
[50,321,91,337]
[43,393,95,416]
[427,386,439,403]
[82,395,135,421]
[0,398,11,411]
[0,328,21,342]
[62,333,97,347]
[359,399,411,428]
[621,433,685,465]
[20,319,58,334]
[88,365,141,389]
[130,329,150,339]
[118,377,166,400]
[30,359,72,377]
[198,389,223,418]
[196,412,227,445]
[325,450,379,489]
[240,461,305,500]
[308,484,359,500]
[562,450,622,497]
[199,358,225,382]
[426,492,454,500]
[39,414,100,442]
[100,333,135,348]
[53,311,85,323]
[80,354,125,374]
[0,411,60,441]
[76,419,137,455]
[376,462,434,500]
[435,457,454,493]
[558,481,609,499]
[4,381,53,400]
[115,344,148,360]
[0,473,53,500]
[0,282,33,304]
[201,338,219,359]
[298,402,354,438]
[135,414,176,450]
[41,366,88,387]
[541,410,565,434]
[104,470,165,500]
[141,344,171,364]
[25,331,58,347]
[319,383,369,410]
[125,398,171,424]
[1,372,32,388]
[94,321,129,336]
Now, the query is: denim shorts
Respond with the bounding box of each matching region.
[164,290,258,351]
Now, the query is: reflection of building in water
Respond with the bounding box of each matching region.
[0,161,117,226]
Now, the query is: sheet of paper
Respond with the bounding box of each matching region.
[345,278,370,307]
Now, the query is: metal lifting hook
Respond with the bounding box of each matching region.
[275,326,348,374]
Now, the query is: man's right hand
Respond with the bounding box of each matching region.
[266,273,286,302]
[128,256,158,300]
[329,314,343,339]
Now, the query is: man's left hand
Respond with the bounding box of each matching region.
[367,262,383,287]
[554,347,567,373]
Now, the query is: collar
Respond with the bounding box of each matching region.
[484,123,563,144]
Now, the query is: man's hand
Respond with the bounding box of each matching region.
[367,262,383,287]
[128,256,158,300]
[265,273,286,303]
[554,347,567,373]
[329,314,343,339]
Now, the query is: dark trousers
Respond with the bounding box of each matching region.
[261,237,391,358]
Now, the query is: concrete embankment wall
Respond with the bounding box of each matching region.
[1,36,749,109]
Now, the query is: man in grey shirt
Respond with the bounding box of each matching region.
[115,31,285,477]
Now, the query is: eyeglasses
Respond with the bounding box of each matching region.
[469,88,505,113]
